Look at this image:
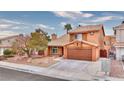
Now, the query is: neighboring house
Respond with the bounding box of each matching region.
[48,24,106,61]
[113,22,124,60]
[0,35,19,55]
[104,35,116,56]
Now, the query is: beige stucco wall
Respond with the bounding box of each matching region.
[87,32,99,44]
[0,38,16,46]
[92,47,100,61]
[116,29,124,42]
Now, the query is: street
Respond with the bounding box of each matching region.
[0,67,66,81]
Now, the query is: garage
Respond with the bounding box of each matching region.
[63,40,99,61]
[67,48,92,60]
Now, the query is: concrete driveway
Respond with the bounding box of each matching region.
[47,58,104,80]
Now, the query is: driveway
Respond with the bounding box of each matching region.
[47,58,104,80]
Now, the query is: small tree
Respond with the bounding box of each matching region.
[12,29,49,57]
[35,28,51,41]
[29,29,49,51]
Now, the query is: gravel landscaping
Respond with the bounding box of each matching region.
[3,56,58,67]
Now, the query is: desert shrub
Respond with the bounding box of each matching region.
[3,49,15,57]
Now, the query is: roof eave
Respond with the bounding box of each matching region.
[64,40,99,47]
[68,30,99,34]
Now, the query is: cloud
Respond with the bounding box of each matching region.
[0,18,30,37]
[36,24,55,30]
[52,11,94,19]
[0,19,23,25]
[0,31,19,37]
[91,16,114,22]
[78,23,91,26]
[0,19,29,30]
[11,26,21,30]
[0,24,12,29]
[91,15,124,22]
[60,22,67,27]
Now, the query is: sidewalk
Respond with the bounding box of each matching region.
[0,60,124,81]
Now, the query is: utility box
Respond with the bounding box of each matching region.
[101,59,111,75]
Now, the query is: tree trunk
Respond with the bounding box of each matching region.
[27,50,31,57]
[24,49,31,58]
[67,30,69,34]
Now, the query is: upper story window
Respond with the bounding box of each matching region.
[75,34,82,40]
[90,32,94,35]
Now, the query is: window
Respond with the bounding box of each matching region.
[90,32,94,35]
[52,47,58,54]
[75,34,82,40]
[0,40,2,44]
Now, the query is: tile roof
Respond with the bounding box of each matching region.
[0,35,19,41]
[48,34,70,46]
[69,24,103,34]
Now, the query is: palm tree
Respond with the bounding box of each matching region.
[64,24,72,34]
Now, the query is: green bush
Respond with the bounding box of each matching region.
[3,49,14,57]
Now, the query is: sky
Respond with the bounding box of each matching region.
[0,11,124,37]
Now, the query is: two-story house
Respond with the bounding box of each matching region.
[0,35,19,55]
[48,24,106,61]
[113,22,124,60]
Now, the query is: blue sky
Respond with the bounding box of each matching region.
[0,11,124,37]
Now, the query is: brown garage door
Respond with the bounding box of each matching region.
[67,48,92,60]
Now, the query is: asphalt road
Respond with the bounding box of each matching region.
[0,67,66,81]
